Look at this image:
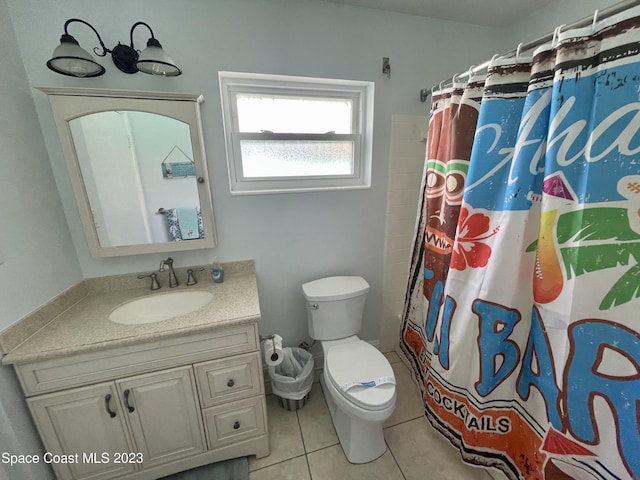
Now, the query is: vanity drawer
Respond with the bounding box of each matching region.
[16,323,259,397]
[202,396,266,450]
[194,352,263,407]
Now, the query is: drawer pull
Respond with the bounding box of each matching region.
[227,379,235,388]
[123,389,135,413]
[104,394,116,418]
[233,421,240,430]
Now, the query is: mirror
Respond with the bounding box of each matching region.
[39,87,216,257]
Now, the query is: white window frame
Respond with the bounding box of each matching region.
[219,71,374,195]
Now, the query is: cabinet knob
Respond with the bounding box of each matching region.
[233,421,240,430]
[104,394,116,418]
[227,379,235,388]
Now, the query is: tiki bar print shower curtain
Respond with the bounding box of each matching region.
[400,9,640,480]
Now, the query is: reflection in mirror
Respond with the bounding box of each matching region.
[39,88,216,257]
[71,111,200,247]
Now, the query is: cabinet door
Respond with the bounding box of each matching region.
[116,366,205,468]
[27,382,136,480]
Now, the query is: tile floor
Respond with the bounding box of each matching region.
[249,352,495,480]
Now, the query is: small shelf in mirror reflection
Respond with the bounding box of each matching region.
[37,87,216,257]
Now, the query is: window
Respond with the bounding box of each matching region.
[219,72,374,194]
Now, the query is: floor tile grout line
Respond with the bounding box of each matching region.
[295,403,310,454]
[304,452,313,479]
[301,384,341,455]
[385,414,499,480]
[303,440,340,455]
[295,399,317,480]
[248,453,307,474]
[384,438,408,480]
[383,413,426,431]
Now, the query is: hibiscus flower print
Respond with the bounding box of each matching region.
[451,207,500,271]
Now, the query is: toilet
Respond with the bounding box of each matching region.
[302,276,396,464]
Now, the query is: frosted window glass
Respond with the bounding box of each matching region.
[240,140,354,177]
[236,94,352,134]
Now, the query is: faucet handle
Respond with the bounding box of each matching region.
[186,267,205,286]
[159,257,173,272]
[137,273,160,290]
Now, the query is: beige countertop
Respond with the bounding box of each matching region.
[2,260,260,365]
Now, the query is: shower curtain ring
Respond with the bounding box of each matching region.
[592,9,599,32]
[516,43,524,62]
[452,73,460,84]
[552,24,565,47]
[468,65,476,80]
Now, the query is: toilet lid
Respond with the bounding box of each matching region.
[302,276,370,301]
[326,341,395,410]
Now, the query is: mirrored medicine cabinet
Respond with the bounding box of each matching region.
[39,87,216,257]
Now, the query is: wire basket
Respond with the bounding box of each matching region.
[276,391,311,411]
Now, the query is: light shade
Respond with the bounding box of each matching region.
[135,38,181,76]
[46,34,105,77]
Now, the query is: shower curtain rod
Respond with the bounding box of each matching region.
[420,0,640,102]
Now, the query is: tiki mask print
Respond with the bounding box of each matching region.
[423,94,479,303]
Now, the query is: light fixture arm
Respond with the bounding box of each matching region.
[62,18,110,57]
[129,22,156,50]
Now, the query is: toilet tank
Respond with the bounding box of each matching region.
[302,276,370,340]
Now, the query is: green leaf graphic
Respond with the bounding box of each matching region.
[552,207,640,310]
[527,207,640,253]
[561,243,640,280]
[513,206,640,309]
[556,208,640,243]
[600,264,640,310]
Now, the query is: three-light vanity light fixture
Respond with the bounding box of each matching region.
[46,18,181,78]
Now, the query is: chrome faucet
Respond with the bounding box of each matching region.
[159,257,179,288]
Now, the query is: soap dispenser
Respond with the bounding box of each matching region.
[211,260,224,283]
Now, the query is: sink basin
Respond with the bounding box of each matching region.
[109,290,213,325]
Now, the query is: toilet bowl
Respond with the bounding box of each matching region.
[321,336,396,463]
[302,277,397,463]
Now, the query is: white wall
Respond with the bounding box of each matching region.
[0,0,627,478]
[6,0,504,348]
[381,115,427,352]
[0,1,81,332]
[0,0,77,477]
[504,0,625,53]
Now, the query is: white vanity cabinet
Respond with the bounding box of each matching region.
[28,382,137,480]
[114,367,205,468]
[15,323,269,480]
[28,366,203,480]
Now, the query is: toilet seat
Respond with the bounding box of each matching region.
[325,340,395,411]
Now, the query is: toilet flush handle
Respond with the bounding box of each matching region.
[310,303,319,310]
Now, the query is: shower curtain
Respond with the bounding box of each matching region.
[400,8,640,480]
